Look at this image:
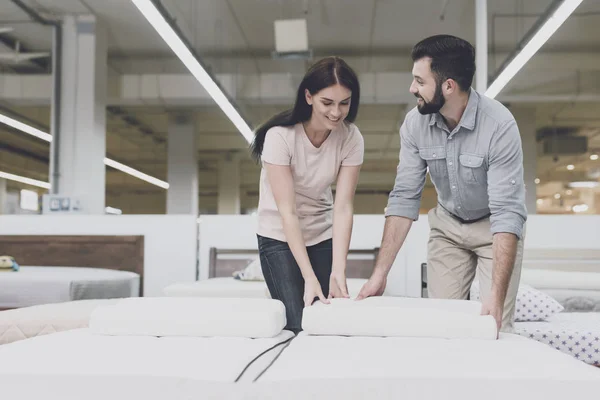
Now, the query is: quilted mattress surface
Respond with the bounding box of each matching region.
[0,299,118,345]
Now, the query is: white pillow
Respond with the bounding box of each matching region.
[302,297,498,340]
[233,258,264,281]
[89,297,286,338]
[470,281,564,322]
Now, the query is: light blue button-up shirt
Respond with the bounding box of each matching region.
[385,88,527,239]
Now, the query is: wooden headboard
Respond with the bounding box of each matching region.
[208,247,379,279]
[0,235,144,294]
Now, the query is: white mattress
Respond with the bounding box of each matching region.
[164,277,271,298]
[262,332,600,381]
[0,299,119,345]
[163,277,368,299]
[0,328,294,388]
[0,327,598,399]
[515,312,600,366]
[257,332,600,398]
[0,266,140,308]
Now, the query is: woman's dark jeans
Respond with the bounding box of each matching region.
[257,234,332,333]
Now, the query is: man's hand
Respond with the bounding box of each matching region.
[480,295,503,335]
[356,271,387,300]
[328,272,349,299]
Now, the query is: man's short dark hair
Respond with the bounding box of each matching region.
[411,35,476,91]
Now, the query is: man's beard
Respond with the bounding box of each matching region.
[416,82,445,115]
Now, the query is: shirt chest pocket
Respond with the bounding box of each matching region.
[419,146,447,177]
[459,153,486,184]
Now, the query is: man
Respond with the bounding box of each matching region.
[357,35,527,333]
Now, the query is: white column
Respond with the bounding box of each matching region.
[217,154,241,214]
[167,113,198,215]
[512,106,537,214]
[50,15,107,214]
[475,0,488,93]
[0,178,6,214]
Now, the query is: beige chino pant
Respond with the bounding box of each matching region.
[426,205,524,332]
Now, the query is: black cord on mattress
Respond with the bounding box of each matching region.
[251,335,293,382]
[233,335,296,383]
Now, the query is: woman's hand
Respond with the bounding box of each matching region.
[304,275,329,307]
[328,271,349,299]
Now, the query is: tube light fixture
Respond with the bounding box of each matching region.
[485,0,583,99]
[0,170,51,189]
[130,0,253,143]
[0,114,169,189]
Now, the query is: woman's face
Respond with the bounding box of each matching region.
[305,83,352,130]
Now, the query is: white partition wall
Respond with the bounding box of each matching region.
[198,214,600,298]
[2,214,597,298]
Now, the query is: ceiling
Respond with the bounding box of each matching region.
[0,0,599,214]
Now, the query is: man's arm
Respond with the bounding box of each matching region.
[357,113,427,298]
[371,216,413,279]
[491,232,518,307]
[484,118,527,327]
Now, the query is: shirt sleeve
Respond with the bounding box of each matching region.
[487,119,528,239]
[341,125,365,166]
[385,116,427,220]
[261,128,291,166]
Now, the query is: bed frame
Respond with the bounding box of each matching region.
[0,235,144,296]
[208,247,380,279]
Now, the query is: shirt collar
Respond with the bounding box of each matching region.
[427,87,478,131]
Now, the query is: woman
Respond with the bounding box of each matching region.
[250,57,364,333]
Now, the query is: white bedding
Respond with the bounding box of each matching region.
[163,277,271,298]
[303,297,497,339]
[163,277,368,299]
[0,328,294,383]
[90,297,287,338]
[515,312,600,366]
[1,323,599,399]
[0,299,118,345]
[257,332,600,399]
[1,328,598,400]
[0,266,140,308]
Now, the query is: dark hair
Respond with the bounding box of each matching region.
[411,34,475,91]
[250,56,360,162]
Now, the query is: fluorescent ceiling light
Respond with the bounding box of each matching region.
[0,170,51,189]
[104,158,169,189]
[2,171,127,216]
[0,113,169,189]
[0,113,52,142]
[130,0,253,143]
[485,0,583,99]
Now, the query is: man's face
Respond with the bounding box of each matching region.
[409,57,445,115]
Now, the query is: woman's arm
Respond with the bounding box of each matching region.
[264,162,328,306]
[330,164,361,297]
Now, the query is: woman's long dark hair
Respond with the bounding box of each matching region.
[250,56,360,162]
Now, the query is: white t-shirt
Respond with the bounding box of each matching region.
[257,122,364,246]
